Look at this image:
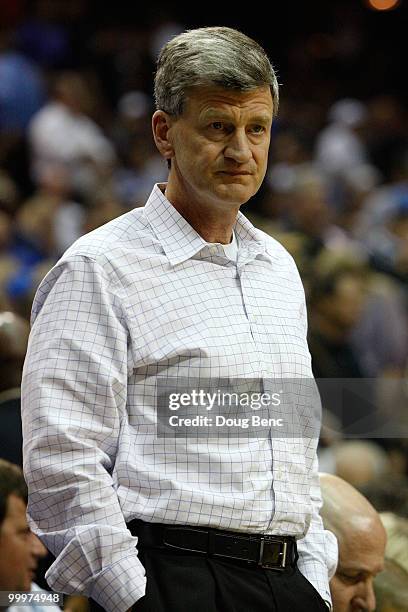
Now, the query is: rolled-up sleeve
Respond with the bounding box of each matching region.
[21,255,145,612]
[297,455,338,606]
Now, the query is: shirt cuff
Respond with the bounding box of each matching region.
[297,560,332,606]
[89,553,146,612]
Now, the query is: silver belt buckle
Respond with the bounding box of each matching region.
[258,536,288,570]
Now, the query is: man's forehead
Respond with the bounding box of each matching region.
[339,534,385,575]
[185,85,273,116]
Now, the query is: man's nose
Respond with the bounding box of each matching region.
[224,130,252,164]
[29,532,48,559]
[354,579,376,612]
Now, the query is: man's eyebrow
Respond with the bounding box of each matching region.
[251,115,272,125]
[200,110,272,124]
[200,109,231,121]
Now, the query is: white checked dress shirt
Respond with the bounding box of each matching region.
[22,184,337,611]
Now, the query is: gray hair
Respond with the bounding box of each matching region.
[154,27,279,118]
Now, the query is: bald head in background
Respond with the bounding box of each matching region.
[320,473,386,612]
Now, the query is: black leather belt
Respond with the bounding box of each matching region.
[127,519,298,571]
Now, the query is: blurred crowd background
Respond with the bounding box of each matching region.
[0,0,407,609]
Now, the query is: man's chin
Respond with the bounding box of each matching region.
[213,183,255,206]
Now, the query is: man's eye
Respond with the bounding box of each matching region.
[211,122,224,130]
[250,125,265,134]
[340,573,361,585]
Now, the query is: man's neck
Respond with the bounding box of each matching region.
[163,185,238,244]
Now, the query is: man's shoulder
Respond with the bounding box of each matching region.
[61,205,156,265]
[32,205,159,314]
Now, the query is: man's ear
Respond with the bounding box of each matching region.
[152,110,175,162]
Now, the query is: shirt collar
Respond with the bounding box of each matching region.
[144,184,266,266]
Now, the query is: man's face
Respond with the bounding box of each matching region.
[164,85,273,210]
[330,526,386,612]
[0,494,47,591]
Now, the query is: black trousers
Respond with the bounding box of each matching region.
[89,546,327,612]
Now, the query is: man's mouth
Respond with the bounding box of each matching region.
[218,171,252,176]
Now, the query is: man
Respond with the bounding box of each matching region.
[0,459,61,611]
[28,72,115,198]
[320,473,387,612]
[22,27,336,611]
[308,263,367,380]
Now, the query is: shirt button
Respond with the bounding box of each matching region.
[209,246,218,255]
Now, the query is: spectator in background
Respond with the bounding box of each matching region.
[309,249,407,439]
[320,473,387,612]
[315,98,368,182]
[28,72,115,198]
[308,260,367,379]
[0,459,61,610]
[0,311,29,466]
[310,250,408,378]
[351,272,408,378]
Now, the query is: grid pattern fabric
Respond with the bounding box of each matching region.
[21,184,336,611]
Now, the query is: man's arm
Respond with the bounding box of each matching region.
[296,455,338,608]
[21,256,144,612]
